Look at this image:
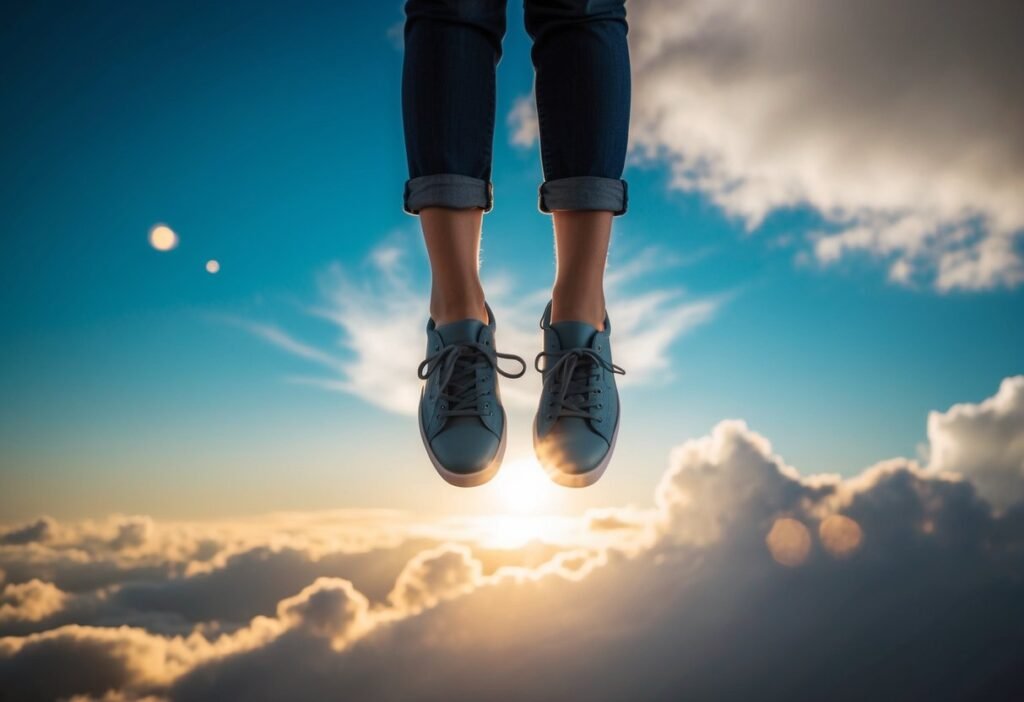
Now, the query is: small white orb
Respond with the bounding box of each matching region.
[149,224,178,251]
[205,259,221,274]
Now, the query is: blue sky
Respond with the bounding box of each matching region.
[2,3,1024,699]
[1,0,1022,522]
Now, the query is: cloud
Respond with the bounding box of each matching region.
[386,20,404,51]
[276,578,370,648]
[110,540,438,627]
[626,0,1024,291]
[3,377,1024,700]
[242,241,722,415]
[0,580,67,624]
[583,506,651,534]
[387,544,482,612]
[927,375,1024,511]
[109,517,153,551]
[0,517,56,546]
[655,419,834,545]
[507,93,538,148]
[0,614,282,700]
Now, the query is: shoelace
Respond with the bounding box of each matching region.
[418,342,526,418]
[535,348,625,422]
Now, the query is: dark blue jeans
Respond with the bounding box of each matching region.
[402,0,630,216]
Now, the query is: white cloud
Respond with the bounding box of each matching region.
[507,93,539,148]
[387,543,482,612]
[0,580,66,624]
[626,0,1024,291]
[655,419,832,545]
[242,241,722,415]
[928,376,1024,511]
[276,577,370,648]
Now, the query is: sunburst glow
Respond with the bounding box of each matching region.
[490,456,555,515]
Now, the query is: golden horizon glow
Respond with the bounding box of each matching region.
[471,514,574,549]
[454,456,570,548]
[148,224,178,251]
[490,456,557,515]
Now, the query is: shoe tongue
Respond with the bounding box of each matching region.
[436,318,485,346]
[551,320,598,350]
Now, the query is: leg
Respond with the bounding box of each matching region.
[407,1,527,488]
[421,207,486,324]
[403,0,508,324]
[551,210,612,328]
[527,0,629,486]
[524,0,630,328]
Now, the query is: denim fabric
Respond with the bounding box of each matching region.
[402,0,630,216]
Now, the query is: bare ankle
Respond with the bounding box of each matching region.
[550,283,606,329]
[430,287,487,326]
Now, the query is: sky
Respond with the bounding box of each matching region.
[1,1,1023,699]
[2,0,1021,522]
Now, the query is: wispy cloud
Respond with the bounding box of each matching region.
[229,320,343,373]
[385,19,403,51]
[507,93,539,148]
[239,240,724,415]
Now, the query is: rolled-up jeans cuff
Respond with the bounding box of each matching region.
[538,176,628,216]
[403,174,493,214]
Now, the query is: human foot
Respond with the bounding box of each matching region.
[418,303,526,487]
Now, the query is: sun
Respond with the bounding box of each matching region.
[466,456,571,548]
[491,456,554,514]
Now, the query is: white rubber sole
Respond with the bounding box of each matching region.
[419,407,507,488]
[533,413,619,488]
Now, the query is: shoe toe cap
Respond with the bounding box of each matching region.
[430,422,500,475]
[537,419,610,477]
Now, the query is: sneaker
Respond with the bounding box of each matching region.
[533,301,625,487]
[418,303,526,487]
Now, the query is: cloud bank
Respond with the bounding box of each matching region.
[2,378,1023,700]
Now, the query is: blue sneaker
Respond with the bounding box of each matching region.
[418,303,526,487]
[533,301,625,487]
